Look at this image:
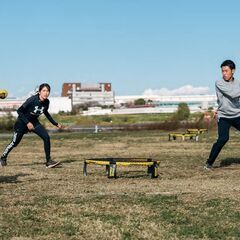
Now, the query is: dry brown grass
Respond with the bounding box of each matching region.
[0,130,240,239]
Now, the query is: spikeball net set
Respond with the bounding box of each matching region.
[83,157,160,179]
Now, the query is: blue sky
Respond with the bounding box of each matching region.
[1,0,240,97]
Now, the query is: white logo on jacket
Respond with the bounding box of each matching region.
[33,106,44,115]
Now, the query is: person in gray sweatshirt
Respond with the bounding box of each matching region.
[205,60,240,169]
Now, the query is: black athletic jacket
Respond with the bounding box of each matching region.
[17,95,58,126]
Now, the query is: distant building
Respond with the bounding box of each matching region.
[0,98,23,110]
[115,94,217,112]
[62,82,114,106]
[47,97,72,114]
[0,97,72,115]
[83,94,218,115]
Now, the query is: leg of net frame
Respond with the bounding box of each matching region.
[148,162,159,178]
[83,161,87,176]
[106,165,110,176]
[152,162,159,178]
[147,158,153,174]
[108,163,117,178]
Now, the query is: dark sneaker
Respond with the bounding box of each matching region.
[204,163,213,170]
[0,156,7,167]
[46,160,61,168]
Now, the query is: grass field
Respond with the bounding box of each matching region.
[41,113,176,128]
[0,130,240,239]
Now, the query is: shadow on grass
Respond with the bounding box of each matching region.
[0,173,31,184]
[118,170,160,179]
[16,162,43,166]
[16,159,74,166]
[59,159,77,164]
[17,159,80,166]
[219,158,240,167]
[121,174,152,179]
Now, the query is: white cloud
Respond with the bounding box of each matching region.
[143,85,210,96]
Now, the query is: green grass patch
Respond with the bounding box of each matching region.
[41,113,174,127]
[136,195,240,239]
[1,130,240,239]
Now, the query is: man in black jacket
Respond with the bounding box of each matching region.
[0,83,62,168]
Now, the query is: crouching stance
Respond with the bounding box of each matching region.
[0,83,62,168]
[205,60,240,169]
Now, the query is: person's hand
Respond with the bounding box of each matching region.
[56,123,62,129]
[214,110,218,119]
[27,122,34,131]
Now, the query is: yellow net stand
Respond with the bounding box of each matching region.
[168,128,208,141]
[83,158,160,179]
[186,128,208,134]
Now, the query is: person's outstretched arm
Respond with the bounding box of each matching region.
[44,110,61,128]
[216,80,240,99]
[44,110,58,126]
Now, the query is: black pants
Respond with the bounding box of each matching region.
[2,119,51,162]
[207,117,240,165]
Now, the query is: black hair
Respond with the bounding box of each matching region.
[39,83,51,92]
[221,60,236,70]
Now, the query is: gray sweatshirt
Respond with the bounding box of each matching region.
[216,78,240,118]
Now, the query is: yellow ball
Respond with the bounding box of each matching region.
[0,89,8,99]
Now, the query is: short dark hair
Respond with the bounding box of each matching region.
[221,60,236,70]
[39,83,51,92]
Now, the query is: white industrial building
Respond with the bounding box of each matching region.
[72,87,114,106]
[115,94,217,106]
[83,94,217,115]
[47,97,72,114]
[0,92,217,116]
[62,82,115,106]
[0,97,72,116]
[117,94,217,111]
